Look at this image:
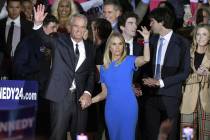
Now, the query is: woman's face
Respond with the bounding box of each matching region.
[58,0,71,18]
[109,37,124,58]
[196,27,210,47]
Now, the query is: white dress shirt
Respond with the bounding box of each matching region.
[71,38,86,71]
[155,30,173,88]
[125,38,134,55]
[6,16,21,56]
[70,39,86,90]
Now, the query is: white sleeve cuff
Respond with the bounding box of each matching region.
[33,24,43,30]
[84,91,92,97]
[159,79,165,88]
[141,0,150,4]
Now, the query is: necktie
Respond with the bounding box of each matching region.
[7,21,14,54]
[75,44,80,67]
[126,43,130,55]
[154,38,164,80]
[130,0,136,10]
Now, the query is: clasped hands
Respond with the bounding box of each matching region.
[196,65,209,76]
[79,93,92,110]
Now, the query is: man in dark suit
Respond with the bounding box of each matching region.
[13,14,58,138]
[0,0,33,79]
[118,12,143,91]
[34,5,95,140]
[142,7,190,140]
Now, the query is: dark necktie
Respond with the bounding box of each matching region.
[130,0,136,10]
[7,21,15,54]
[75,44,80,67]
[126,43,130,55]
[154,38,164,80]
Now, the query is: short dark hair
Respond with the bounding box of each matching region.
[7,0,22,4]
[43,14,58,27]
[118,12,138,32]
[149,7,175,29]
[93,18,112,40]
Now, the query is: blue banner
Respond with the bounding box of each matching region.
[0,80,38,140]
[0,80,38,109]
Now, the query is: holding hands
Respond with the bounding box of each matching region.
[79,93,92,110]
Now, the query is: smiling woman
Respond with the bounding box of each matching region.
[51,0,78,32]
[180,24,210,140]
[91,29,150,140]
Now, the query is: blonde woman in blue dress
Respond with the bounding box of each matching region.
[92,28,150,140]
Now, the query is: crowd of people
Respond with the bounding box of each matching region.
[0,0,210,140]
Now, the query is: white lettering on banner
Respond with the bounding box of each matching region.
[0,117,34,133]
[0,87,37,100]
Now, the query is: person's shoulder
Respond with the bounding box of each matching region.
[172,32,190,47]
[50,32,68,41]
[126,55,136,62]
[0,17,7,26]
[0,17,7,23]
[20,16,33,26]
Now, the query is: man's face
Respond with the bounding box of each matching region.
[22,1,33,21]
[69,17,87,42]
[43,22,58,35]
[103,4,119,24]
[149,18,162,34]
[7,1,21,19]
[122,17,137,38]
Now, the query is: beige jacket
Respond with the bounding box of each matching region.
[181,47,210,114]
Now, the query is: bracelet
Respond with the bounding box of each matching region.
[144,41,149,44]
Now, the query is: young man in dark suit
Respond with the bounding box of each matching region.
[142,7,190,140]
[118,12,143,93]
[0,0,33,79]
[34,5,95,140]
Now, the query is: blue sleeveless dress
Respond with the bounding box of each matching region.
[100,56,138,140]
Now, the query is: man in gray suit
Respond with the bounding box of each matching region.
[34,5,95,140]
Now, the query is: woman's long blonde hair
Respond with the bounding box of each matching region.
[51,0,78,20]
[103,31,127,69]
[191,24,210,53]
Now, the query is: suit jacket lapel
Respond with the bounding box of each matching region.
[76,40,88,72]
[133,41,140,56]
[162,33,175,66]
[68,37,77,68]
[2,18,7,44]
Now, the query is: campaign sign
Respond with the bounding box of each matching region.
[0,80,38,140]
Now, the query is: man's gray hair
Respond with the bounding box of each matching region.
[68,13,88,26]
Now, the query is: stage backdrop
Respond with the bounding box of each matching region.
[0,80,38,140]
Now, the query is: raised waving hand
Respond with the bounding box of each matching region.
[33,4,48,26]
